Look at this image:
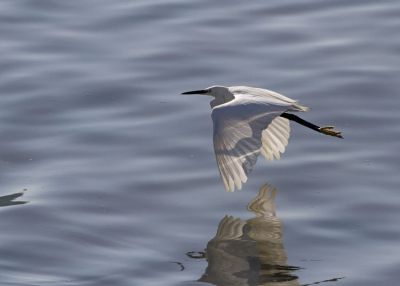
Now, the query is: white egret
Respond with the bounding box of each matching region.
[182,86,342,192]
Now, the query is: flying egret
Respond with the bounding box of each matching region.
[182,86,342,192]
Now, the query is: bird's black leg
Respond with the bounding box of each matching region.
[280,113,343,139]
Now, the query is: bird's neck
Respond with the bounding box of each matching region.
[210,93,235,109]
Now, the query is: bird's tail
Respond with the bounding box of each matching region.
[290,101,309,112]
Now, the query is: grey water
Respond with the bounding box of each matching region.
[0,0,399,285]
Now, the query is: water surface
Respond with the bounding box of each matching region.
[0,0,400,285]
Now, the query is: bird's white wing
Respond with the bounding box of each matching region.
[261,116,290,162]
[212,94,291,192]
[229,86,308,112]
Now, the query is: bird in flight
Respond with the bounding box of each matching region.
[182,86,342,192]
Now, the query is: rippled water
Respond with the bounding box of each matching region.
[1,1,400,285]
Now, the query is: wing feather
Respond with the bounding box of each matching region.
[261,117,291,162]
[212,94,291,192]
[264,129,281,159]
[268,126,286,152]
[261,138,274,162]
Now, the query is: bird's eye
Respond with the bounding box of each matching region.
[207,89,211,94]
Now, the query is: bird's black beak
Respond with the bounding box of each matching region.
[181,90,208,95]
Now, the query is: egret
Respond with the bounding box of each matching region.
[182,86,342,192]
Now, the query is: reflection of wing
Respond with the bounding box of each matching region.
[198,186,300,285]
[247,183,277,217]
[212,94,292,192]
[213,215,247,240]
[194,183,301,286]
[201,215,259,286]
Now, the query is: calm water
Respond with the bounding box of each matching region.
[1,1,400,285]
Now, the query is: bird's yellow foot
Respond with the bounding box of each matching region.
[319,126,343,139]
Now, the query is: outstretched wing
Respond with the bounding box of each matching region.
[261,116,291,162]
[212,94,291,192]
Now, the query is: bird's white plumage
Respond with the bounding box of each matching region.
[261,116,290,162]
[210,86,307,192]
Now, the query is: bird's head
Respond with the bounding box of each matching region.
[181,85,230,98]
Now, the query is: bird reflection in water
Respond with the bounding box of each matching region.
[0,192,28,208]
[187,184,301,286]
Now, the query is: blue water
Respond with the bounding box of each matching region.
[1,1,400,285]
